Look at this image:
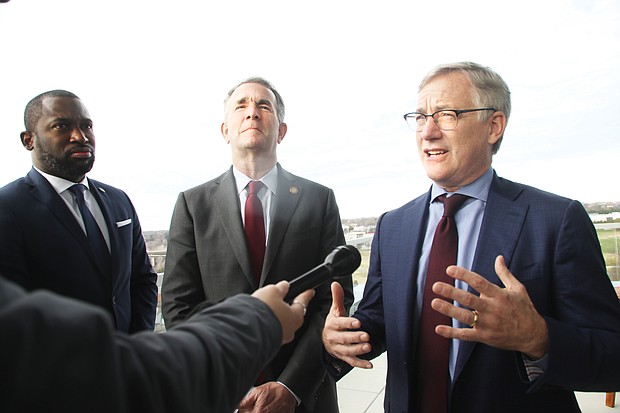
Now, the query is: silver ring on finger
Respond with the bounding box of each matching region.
[292,300,307,316]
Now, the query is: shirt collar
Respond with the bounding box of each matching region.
[33,166,90,195]
[233,164,278,196]
[430,167,493,204]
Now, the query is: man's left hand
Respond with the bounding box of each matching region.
[237,381,296,413]
[431,255,549,359]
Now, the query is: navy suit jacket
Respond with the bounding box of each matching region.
[327,171,620,413]
[0,168,157,333]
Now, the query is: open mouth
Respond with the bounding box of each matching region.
[426,149,447,157]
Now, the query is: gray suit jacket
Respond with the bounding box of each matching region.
[162,163,353,412]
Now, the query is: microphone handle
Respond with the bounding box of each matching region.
[284,264,333,302]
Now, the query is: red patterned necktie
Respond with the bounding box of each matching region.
[244,181,266,284]
[415,194,468,413]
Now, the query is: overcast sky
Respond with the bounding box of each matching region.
[1,0,619,230]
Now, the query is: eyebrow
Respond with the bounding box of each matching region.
[234,97,274,107]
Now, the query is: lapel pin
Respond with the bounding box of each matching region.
[289,186,299,195]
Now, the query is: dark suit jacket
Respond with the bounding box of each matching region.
[326,171,620,413]
[162,164,354,412]
[0,168,157,333]
[0,275,282,413]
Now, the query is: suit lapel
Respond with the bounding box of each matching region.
[262,165,299,286]
[26,169,84,238]
[454,173,528,380]
[214,169,256,288]
[25,170,109,279]
[397,193,430,359]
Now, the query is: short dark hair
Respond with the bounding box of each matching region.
[224,77,285,123]
[24,90,80,132]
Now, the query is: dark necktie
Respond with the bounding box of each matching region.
[415,194,468,413]
[244,181,266,284]
[68,184,110,273]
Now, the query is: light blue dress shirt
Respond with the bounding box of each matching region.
[415,167,493,379]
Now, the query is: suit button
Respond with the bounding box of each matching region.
[112,296,116,305]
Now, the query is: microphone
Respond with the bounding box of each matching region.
[284,244,361,302]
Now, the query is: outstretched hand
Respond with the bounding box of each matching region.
[431,255,549,359]
[322,282,373,369]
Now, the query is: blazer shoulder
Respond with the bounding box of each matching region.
[180,169,232,200]
[492,174,574,207]
[87,179,132,203]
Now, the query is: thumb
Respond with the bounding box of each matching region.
[330,281,347,318]
[494,255,519,288]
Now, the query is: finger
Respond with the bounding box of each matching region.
[274,280,290,297]
[430,296,476,324]
[494,255,519,289]
[446,265,500,298]
[330,281,347,317]
[339,354,374,369]
[292,289,315,309]
[432,281,480,310]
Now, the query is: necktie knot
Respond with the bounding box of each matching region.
[69,183,87,199]
[438,194,468,217]
[247,180,264,196]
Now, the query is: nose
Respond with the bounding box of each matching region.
[245,103,260,120]
[70,127,90,143]
[418,116,441,140]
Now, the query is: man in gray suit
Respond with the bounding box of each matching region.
[162,77,354,413]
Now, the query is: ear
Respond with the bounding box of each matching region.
[487,111,507,146]
[220,122,230,144]
[277,122,287,144]
[20,131,35,151]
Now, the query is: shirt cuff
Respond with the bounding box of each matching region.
[277,381,301,406]
[521,352,548,381]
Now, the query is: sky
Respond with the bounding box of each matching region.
[0,0,619,231]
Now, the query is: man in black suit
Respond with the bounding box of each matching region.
[0,90,157,332]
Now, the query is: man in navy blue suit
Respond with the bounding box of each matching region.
[323,62,620,412]
[0,90,157,333]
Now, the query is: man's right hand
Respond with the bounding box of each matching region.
[322,282,373,369]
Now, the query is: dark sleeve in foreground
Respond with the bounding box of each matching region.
[0,277,281,413]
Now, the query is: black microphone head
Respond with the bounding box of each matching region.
[324,245,361,277]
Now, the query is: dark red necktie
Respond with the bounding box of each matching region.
[244,181,266,284]
[415,194,468,413]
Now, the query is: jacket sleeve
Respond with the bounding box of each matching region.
[0,276,281,413]
[161,192,206,328]
[527,200,620,392]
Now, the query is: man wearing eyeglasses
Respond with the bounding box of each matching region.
[323,61,620,412]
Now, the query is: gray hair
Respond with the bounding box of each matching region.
[419,62,511,154]
[224,77,285,123]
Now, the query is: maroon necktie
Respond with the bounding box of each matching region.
[244,181,266,284]
[415,194,468,413]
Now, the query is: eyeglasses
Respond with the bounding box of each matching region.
[403,108,496,131]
